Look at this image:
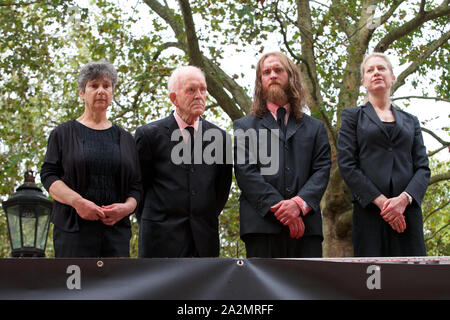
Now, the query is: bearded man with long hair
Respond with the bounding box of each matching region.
[233,52,331,258]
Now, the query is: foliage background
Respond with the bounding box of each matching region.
[0,0,448,258]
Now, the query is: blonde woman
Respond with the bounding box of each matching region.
[338,53,430,257]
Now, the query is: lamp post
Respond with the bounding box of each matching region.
[1,171,53,257]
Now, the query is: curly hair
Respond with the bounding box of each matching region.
[251,52,308,119]
[78,61,118,93]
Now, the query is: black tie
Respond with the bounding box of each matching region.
[277,107,286,135]
[185,126,195,162]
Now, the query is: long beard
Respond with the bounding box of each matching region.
[264,85,288,105]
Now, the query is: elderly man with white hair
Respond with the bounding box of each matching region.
[135,65,232,258]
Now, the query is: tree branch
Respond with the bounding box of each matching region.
[0,0,47,6]
[345,0,380,44]
[178,0,250,117]
[374,0,450,52]
[421,126,450,157]
[424,200,449,223]
[379,0,407,26]
[428,145,449,158]
[425,222,450,242]
[429,171,450,185]
[391,29,450,94]
[392,95,450,103]
[274,0,302,64]
[296,0,335,146]
[200,58,249,119]
[143,0,249,119]
[421,127,450,148]
[153,41,183,61]
[177,0,203,67]
[142,0,186,43]
[330,0,353,39]
[335,1,376,130]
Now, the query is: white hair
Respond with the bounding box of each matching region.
[167,65,205,93]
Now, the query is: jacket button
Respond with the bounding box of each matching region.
[388,147,393,152]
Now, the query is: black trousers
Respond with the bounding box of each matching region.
[138,218,199,258]
[352,202,426,257]
[53,219,131,258]
[243,230,323,258]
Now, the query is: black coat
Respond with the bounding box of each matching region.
[233,112,331,238]
[40,119,142,232]
[135,113,232,257]
[337,102,430,256]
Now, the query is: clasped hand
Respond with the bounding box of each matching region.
[270,200,305,239]
[375,194,408,233]
[73,198,128,226]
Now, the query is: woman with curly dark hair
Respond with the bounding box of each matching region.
[41,61,141,258]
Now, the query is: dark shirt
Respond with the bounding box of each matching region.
[382,121,397,196]
[382,121,396,138]
[74,121,121,206]
[40,119,142,232]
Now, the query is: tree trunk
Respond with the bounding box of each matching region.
[321,163,354,257]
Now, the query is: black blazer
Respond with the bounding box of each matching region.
[135,113,232,257]
[40,120,142,232]
[337,102,430,207]
[233,112,331,238]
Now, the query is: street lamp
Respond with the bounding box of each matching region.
[1,171,53,257]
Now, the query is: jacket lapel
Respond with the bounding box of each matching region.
[260,112,282,140]
[390,105,403,141]
[165,112,190,168]
[165,112,180,140]
[260,111,305,141]
[198,118,209,162]
[362,102,390,140]
[286,116,304,141]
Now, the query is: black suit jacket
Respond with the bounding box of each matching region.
[337,102,430,255]
[233,112,331,238]
[135,113,232,257]
[337,102,430,207]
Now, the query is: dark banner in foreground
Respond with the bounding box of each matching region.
[0,257,449,301]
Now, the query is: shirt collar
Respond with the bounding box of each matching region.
[174,110,199,132]
[266,101,290,121]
